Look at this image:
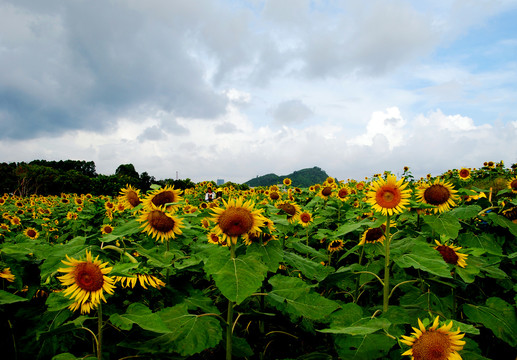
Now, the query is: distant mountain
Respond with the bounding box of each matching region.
[245,166,330,187]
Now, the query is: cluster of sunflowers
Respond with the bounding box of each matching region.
[1,162,516,359]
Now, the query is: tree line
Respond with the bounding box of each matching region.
[0,160,198,197]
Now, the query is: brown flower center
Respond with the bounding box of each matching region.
[436,245,459,265]
[218,207,254,237]
[103,226,113,234]
[127,191,141,207]
[151,191,176,207]
[338,188,349,199]
[270,191,280,200]
[26,229,37,238]
[412,330,451,360]
[511,179,517,191]
[376,185,401,208]
[278,203,296,216]
[424,185,450,205]
[300,212,311,223]
[74,262,104,292]
[365,225,385,242]
[459,169,470,178]
[322,186,332,196]
[147,210,175,232]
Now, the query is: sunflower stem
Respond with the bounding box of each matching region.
[226,242,236,360]
[383,213,391,313]
[354,244,366,302]
[97,302,103,360]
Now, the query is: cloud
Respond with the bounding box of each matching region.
[271,99,313,124]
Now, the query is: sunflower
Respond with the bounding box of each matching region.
[434,240,468,268]
[207,231,221,244]
[508,177,517,194]
[401,316,465,360]
[142,185,183,212]
[276,200,302,224]
[118,184,142,209]
[10,216,21,226]
[416,178,459,213]
[359,224,389,245]
[24,227,39,240]
[299,211,314,227]
[328,239,344,252]
[115,274,165,289]
[101,224,114,235]
[138,208,184,242]
[0,268,15,282]
[210,197,266,245]
[283,178,292,186]
[318,186,334,199]
[336,187,350,201]
[366,174,411,216]
[57,250,116,314]
[457,168,471,181]
[200,217,211,229]
[269,191,281,201]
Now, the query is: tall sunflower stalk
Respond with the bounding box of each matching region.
[365,174,411,313]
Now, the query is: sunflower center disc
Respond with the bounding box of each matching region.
[148,211,175,232]
[424,185,450,205]
[436,245,460,265]
[219,208,253,237]
[412,330,451,360]
[75,262,105,292]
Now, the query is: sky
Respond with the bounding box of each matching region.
[1,0,516,184]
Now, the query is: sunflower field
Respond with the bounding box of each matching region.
[1,162,517,360]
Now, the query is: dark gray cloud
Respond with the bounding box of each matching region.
[137,126,167,142]
[0,0,228,140]
[272,99,313,124]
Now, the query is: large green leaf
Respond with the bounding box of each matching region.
[283,252,334,281]
[246,240,284,272]
[487,212,517,236]
[110,303,171,333]
[422,212,461,238]
[463,297,517,347]
[140,303,223,356]
[334,333,396,360]
[391,238,452,278]
[0,290,28,305]
[204,251,268,304]
[267,274,340,321]
[449,205,482,220]
[458,232,502,256]
[100,219,141,243]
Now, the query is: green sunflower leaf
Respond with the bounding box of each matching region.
[246,239,284,272]
[283,252,334,281]
[110,302,171,333]
[134,303,223,356]
[267,274,340,321]
[333,333,397,360]
[204,251,268,304]
[463,297,517,347]
[0,289,28,305]
[391,238,452,278]
[422,212,461,238]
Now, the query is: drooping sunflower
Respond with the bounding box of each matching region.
[359,224,388,245]
[210,197,266,245]
[434,240,468,268]
[138,208,184,242]
[366,174,412,216]
[118,184,142,209]
[318,186,334,199]
[328,239,345,252]
[142,185,183,212]
[508,177,517,194]
[276,200,302,224]
[24,227,39,240]
[298,211,314,227]
[457,168,471,181]
[57,250,116,314]
[0,268,15,282]
[101,224,114,235]
[416,178,459,213]
[401,316,466,360]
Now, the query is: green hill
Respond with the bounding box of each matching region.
[245,166,330,187]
